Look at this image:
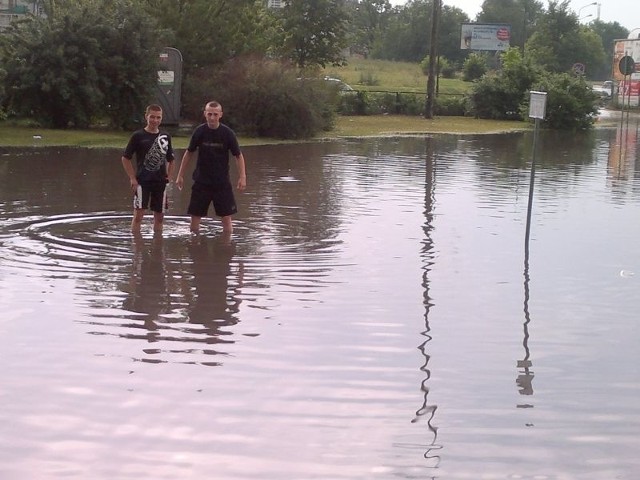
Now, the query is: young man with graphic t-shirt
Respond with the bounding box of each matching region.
[121,104,175,234]
[176,101,247,234]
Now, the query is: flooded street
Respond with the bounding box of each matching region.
[1,126,639,479]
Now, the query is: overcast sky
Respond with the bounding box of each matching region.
[392,0,640,33]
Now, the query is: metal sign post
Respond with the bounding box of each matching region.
[525,91,547,250]
[618,55,636,130]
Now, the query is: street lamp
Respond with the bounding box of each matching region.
[579,13,593,22]
[578,2,597,19]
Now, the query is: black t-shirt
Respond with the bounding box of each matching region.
[123,129,174,185]
[187,123,241,186]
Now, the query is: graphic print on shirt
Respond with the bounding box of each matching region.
[144,134,170,172]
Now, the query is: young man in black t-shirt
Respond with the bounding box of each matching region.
[176,101,247,234]
[121,104,175,234]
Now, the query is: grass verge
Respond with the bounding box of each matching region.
[0,115,532,149]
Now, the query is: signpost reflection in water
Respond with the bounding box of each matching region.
[1,129,640,479]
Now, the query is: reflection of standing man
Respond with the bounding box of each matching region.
[185,233,243,344]
[121,104,175,234]
[176,101,247,235]
[122,234,172,338]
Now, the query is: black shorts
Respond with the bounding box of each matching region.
[187,181,237,218]
[136,183,167,213]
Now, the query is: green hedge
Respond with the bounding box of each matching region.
[338,91,468,116]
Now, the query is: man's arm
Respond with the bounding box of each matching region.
[121,156,138,191]
[235,153,246,191]
[166,157,175,182]
[176,150,193,190]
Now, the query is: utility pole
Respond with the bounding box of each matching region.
[425,0,441,119]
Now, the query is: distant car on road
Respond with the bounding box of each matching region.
[592,81,613,99]
[323,76,354,92]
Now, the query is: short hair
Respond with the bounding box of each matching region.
[145,104,163,114]
[205,101,222,110]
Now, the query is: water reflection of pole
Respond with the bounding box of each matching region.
[617,71,636,172]
[517,246,535,400]
[414,136,441,469]
[619,72,630,134]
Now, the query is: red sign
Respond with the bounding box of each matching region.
[496,28,510,41]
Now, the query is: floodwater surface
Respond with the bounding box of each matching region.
[1,125,639,479]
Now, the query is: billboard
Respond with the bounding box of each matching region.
[460,23,511,51]
[612,39,640,106]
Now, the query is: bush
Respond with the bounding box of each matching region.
[338,91,370,115]
[183,57,336,139]
[468,72,525,120]
[462,53,487,82]
[434,95,468,116]
[339,91,424,115]
[439,58,457,79]
[532,72,599,130]
[468,48,599,129]
[468,49,538,120]
[0,2,162,129]
[420,56,456,79]
[338,91,467,116]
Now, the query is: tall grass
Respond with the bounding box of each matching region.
[323,58,471,94]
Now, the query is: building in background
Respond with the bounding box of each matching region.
[0,0,42,30]
[613,30,640,106]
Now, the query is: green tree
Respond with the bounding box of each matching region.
[372,0,430,61]
[0,0,162,128]
[277,0,350,70]
[589,20,629,79]
[372,0,470,65]
[438,4,473,66]
[142,0,275,73]
[346,0,393,57]
[524,0,605,76]
[477,0,544,51]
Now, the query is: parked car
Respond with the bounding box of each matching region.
[592,81,613,99]
[323,76,354,92]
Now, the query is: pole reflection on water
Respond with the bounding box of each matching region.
[411,136,440,468]
[517,241,534,405]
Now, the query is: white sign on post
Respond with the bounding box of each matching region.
[529,91,547,120]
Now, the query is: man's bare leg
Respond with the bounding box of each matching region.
[221,215,233,233]
[190,215,202,234]
[153,211,164,234]
[131,209,144,233]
